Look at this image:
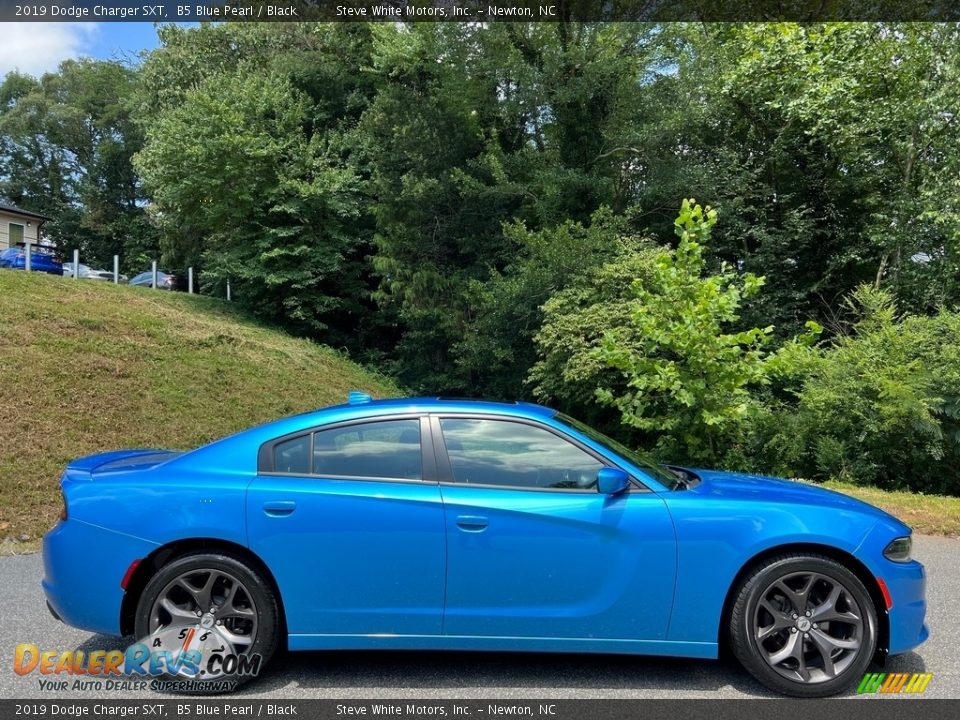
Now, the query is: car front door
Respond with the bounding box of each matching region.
[434,415,677,641]
[246,415,446,639]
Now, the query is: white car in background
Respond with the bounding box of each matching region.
[62,262,127,283]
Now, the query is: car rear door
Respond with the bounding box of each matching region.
[433,414,677,641]
[246,415,446,638]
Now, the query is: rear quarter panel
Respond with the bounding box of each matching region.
[66,465,251,547]
[46,463,251,636]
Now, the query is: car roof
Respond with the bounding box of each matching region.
[1,247,57,258]
[325,396,556,416]
[271,396,558,431]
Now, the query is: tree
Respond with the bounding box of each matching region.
[760,286,960,493]
[122,19,960,479]
[136,69,360,333]
[590,200,774,464]
[456,208,643,399]
[0,60,156,265]
[135,24,381,339]
[649,24,960,332]
[361,22,658,392]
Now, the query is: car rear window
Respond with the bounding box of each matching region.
[266,419,423,480]
[313,419,421,480]
[273,435,311,475]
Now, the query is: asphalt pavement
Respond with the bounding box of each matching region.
[1,536,957,700]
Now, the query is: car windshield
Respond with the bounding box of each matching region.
[555,413,683,490]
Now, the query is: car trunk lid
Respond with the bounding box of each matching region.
[65,449,183,478]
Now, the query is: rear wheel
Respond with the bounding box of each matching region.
[134,552,279,693]
[729,553,878,697]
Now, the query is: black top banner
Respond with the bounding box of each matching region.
[1,0,959,23]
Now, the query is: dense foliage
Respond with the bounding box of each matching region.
[757,287,960,492]
[591,200,774,465]
[0,59,157,267]
[3,22,960,492]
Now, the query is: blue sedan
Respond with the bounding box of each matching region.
[0,247,63,275]
[42,394,927,696]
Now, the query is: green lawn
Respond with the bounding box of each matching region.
[0,271,401,552]
[823,480,960,539]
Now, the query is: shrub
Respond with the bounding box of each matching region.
[529,243,663,436]
[764,286,960,493]
[542,199,776,466]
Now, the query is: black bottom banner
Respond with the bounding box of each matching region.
[3,700,959,720]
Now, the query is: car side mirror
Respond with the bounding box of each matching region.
[597,467,630,495]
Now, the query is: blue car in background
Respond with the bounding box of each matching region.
[129,270,176,290]
[0,247,63,275]
[42,394,927,697]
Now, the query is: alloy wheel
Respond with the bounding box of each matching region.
[147,568,259,678]
[753,570,864,684]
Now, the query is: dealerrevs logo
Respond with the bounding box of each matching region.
[13,637,261,693]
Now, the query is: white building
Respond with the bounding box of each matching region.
[0,199,50,250]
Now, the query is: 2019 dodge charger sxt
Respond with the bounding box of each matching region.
[42,394,927,696]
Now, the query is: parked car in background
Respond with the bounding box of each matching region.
[0,247,63,275]
[62,262,128,283]
[129,270,176,290]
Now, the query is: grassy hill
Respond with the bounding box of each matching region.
[0,271,401,551]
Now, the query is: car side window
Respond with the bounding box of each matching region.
[313,419,422,480]
[439,418,603,490]
[273,435,311,475]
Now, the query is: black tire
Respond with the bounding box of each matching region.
[729,553,878,698]
[134,551,279,693]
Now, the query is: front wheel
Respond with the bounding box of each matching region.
[134,552,279,693]
[729,553,878,697]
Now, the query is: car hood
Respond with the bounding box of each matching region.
[682,467,898,522]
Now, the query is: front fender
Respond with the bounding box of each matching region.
[663,493,878,644]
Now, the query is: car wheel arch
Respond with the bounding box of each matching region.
[119,537,287,643]
[717,542,889,663]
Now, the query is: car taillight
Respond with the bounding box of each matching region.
[59,489,67,521]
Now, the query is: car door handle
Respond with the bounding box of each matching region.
[263,501,296,517]
[456,515,489,532]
